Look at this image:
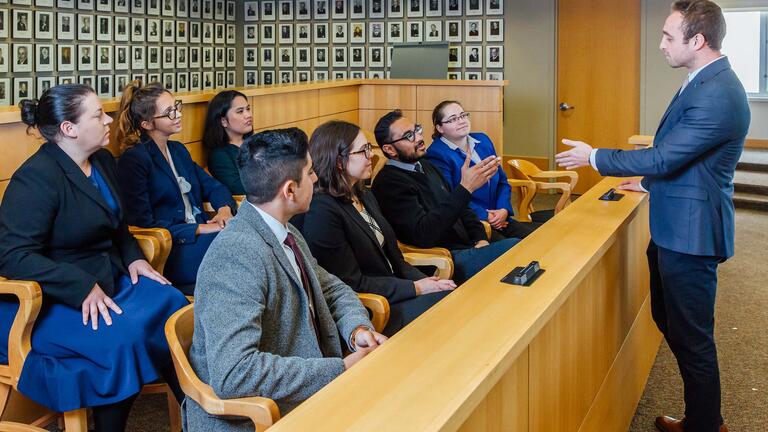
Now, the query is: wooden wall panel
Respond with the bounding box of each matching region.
[359,85,417,110]
[318,86,359,116]
[0,123,43,181]
[170,103,207,145]
[0,179,9,201]
[185,141,206,167]
[251,90,319,130]
[416,86,503,112]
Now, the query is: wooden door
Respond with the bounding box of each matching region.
[556,0,641,194]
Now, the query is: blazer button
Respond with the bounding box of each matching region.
[180,239,186,244]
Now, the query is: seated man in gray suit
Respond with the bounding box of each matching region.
[185,128,387,431]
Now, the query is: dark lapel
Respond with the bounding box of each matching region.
[43,143,114,217]
[339,196,382,251]
[145,138,180,186]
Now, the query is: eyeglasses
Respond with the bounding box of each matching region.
[153,100,183,120]
[383,124,423,144]
[349,142,374,159]
[440,112,471,125]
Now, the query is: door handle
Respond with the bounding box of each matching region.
[559,102,575,111]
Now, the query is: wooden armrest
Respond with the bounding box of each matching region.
[129,226,172,274]
[397,241,452,259]
[357,293,390,333]
[507,178,536,189]
[535,182,573,213]
[205,196,245,213]
[203,202,215,213]
[480,221,491,240]
[402,252,454,280]
[195,388,279,431]
[0,278,42,387]
[233,195,246,207]
[529,170,578,190]
[133,234,161,270]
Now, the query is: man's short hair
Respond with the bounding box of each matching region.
[238,128,309,204]
[671,0,726,50]
[373,109,404,155]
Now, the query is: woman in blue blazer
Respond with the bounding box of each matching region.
[425,100,539,240]
[116,82,236,294]
[0,85,188,431]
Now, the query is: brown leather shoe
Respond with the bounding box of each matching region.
[654,416,729,432]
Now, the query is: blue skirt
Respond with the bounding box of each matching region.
[0,275,188,412]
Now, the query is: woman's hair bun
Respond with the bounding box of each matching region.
[19,98,39,128]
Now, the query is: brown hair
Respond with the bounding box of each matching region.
[431,100,462,140]
[309,120,364,202]
[116,80,171,150]
[671,0,726,50]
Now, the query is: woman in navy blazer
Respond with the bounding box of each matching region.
[425,100,539,240]
[298,120,456,336]
[116,82,236,294]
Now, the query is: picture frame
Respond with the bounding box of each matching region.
[114,0,128,13]
[227,70,235,88]
[178,46,189,68]
[35,44,54,72]
[147,73,160,85]
[96,45,112,71]
[35,11,54,39]
[13,10,33,39]
[407,0,423,18]
[332,22,347,44]
[313,0,328,19]
[332,70,347,80]
[244,1,259,21]
[200,71,212,90]
[77,0,94,10]
[147,18,160,42]
[244,70,258,86]
[146,0,159,15]
[261,23,275,44]
[189,46,200,68]
[226,23,235,43]
[368,70,384,79]
[425,21,441,42]
[57,44,74,71]
[445,0,461,16]
[215,70,224,88]
[132,45,145,69]
[37,0,56,7]
[57,0,75,7]
[162,0,175,17]
[448,45,461,67]
[13,43,33,72]
[388,0,403,18]
[130,0,144,14]
[445,20,461,42]
[368,0,384,18]
[261,70,274,86]
[178,21,189,43]
[214,0,224,20]
[369,22,384,43]
[130,73,146,85]
[56,12,74,39]
[96,0,110,12]
[58,76,75,85]
[466,0,482,16]
[350,22,365,43]
[77,14,94,40]
[162,46,174,69]
[351,71,364,79]
[296,46,310,67]
[486,45,503,68]
[406,21,422,42]
[296,23,310,44]
[243,47,258,67]
[131,17,145,42]
[278,47,292,67]
[447,71,460,80]
[202,46,213,67]
[97,74,112,98]
[190,0,201,17]
[486,71,503,80]
[314,46,328,67]
[115,74,129,96]
[115,16,130,41]
[96,15,111,41]
[278,0,292,20]
[228,0,236,20]
[297,70,310,83]
[78,44,94,70]
[162,72,174,92]
[37,76,55,98]
[350,46,364,67]
[486,0,503,15]
[0,44,8,73]
[279,23,293,44]
[350,0,365,19]
[189,21,201,43]
[331,0,346,19]
[190,71,202,90]
[465,19,482,43]
[202,22,213,43]
[214,23,224,44]
[0,10,8,39]
[332,46,346,67]
[115,45,129,70]
[244,24,258,44]
[314,23,328,43]
[388,21,403,43]
[487,18,503,42]
[14,77,34,106]
[465,45,481,68]
[261,46,274,67]
[202,0,213,19]
[465,71,481,80]
[226,47,235,67]
[279,70,293,85]
[369,46,383,67]
[296,0,310,19]
[261,0,275,21]
[426,0,441,16]
[177,72,189,92]
[314,70,328,81]
[178,0,189,17]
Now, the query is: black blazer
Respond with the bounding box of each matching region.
[298,190,425,304]
[0,143,144,308]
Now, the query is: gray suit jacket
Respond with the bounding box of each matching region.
[183,202,372,432]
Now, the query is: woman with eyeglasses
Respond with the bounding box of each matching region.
[203,90,253,195]
[426,100,540,240]
[116,81,236,294]
[298,120,456,336]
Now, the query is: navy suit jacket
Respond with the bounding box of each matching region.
[117,137,236,246]
[595,57,750,258]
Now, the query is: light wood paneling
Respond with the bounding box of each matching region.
[359,85,417,110]
[416,111,503,156]
[318,86,359,116]
[359,109,417,139]
[251,90,319,130]
[170,102,208,145]
[0,123,43,180]
[746,138,768,149]
[185,141,206,167]
[416,86,503,112]
[0,179,9,201]
[253,111,359,140]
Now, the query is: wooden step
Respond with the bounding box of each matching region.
[737,148,768,172]
[733,170,768,188]
[733,191,768,212]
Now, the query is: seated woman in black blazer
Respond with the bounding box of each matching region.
[0,84,188,431]
[116,82,236,294]
[299,120,456,336]
[203,90,253,195]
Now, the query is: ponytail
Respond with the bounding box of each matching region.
[116,80,169,151]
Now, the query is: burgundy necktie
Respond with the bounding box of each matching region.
[283,232,323,350]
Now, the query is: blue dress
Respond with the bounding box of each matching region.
[0,166,188,412]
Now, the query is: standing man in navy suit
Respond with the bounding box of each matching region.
[556,1,750,432]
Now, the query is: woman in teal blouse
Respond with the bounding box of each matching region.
[203,90,253,195]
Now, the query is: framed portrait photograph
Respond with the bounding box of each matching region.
[465,45,481,68]
[486,0,503,15]
[189,21,201,43]
[349,46,364,67]
[131,45,145,69]
[13,43,33,72]
[332,0,346,19]
[448,45,461,67]
[407,0,423,17]
[297,70,310,83]
[77,14,94,40]
[332,70,347,80]
[131,17,145,42]
[261,46,274,67]
[162,72,174,92]
[279,23,292,44]
[486,45,503,68]
[314,70,328,81]
[78,44,94,70]
[13,10,33,39]
[314,46,328,67]
[244,24,258,44]
[179,21,189,43]
[369,22,384,43]
[426,0,441,16]
[278,47,292,67]
[0,10,8,39]
[351,71,364,79]
[0,44,8,73]
[278,0,292,20]
[96,0,110,11]
[59,76,75,85]
[97,74,112,98]
[487,18,503,42]
[202,46,213,67]
[214,23,224,43]
[35,44,54,72]
[96,15,111,41]
[261,23,275,44]
[161,0,175,16]
[115,74,129,97]
[465,71,481,80]
[202,22,213,43]
[227,70,236,88]
[350,22,365,43]
[77,0,94,10]
[261,0,275,21]
[114,0,128,13]
[200,71,212,90]
[486,71,503,80]
[425,21,441,42]
[314,22,328,43]
[465,19,482,42]
[146,0,159,15]
[37,0,55,6]
[190,71,202,91]
[445,0,461,16]
[368,70,384,79]
[215,70,224,88]
[57,0,75,7]
[244,70,258,86]
[388,0,403,18]
[447,71,460,80]
[161,46,174,69]
[130,73,146,85]
[445,20,461,42]
[296,0,310,19]
[244,1,259,21]
[369,0,384,18]
[313,0,328,19]
[116,16,130,41]
[161,19,173,42]
[178,0,189,17]
[189,46,201,68]
[261,70,274,86]
[202,0,213,19]
[350,0,365,18]
[388,21,403,43]
[369,46,383,67]
[278,70,290,85]
[214,0,225,20]
[115,45,129,70]
[145,18,159,42]
[296,46,310,67]
[96,45,112,71]
[177,72,189,92]
[227,23,235,43]
[56,12,74,39]
[243,47,257,67]
[226,47,235,67]
[147,73,161,85]
[332,22,347,44]
[466,0,482,15]
[38,77,55,98]
[296,23,310,44]
[178,46,189,68]
[406,21,422,42]
[189,0,201,17]
[14,78,34,106]
[332,46,346,67]
[57,44,74,71]
[35,11,54,39]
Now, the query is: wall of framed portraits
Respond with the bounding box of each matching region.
[240,0,505,87]
[0,0,238,106]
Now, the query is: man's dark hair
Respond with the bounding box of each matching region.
[238,127,309,204]
[671,0,726,50]
[373,109,404,158]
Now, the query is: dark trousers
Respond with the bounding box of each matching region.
[647,240,723,432]
[490,219,541,241]
[451,237,520,284]
[165,232,218,295]
[383,290,451,336]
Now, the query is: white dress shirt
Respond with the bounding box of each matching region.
[250,202,303,282]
